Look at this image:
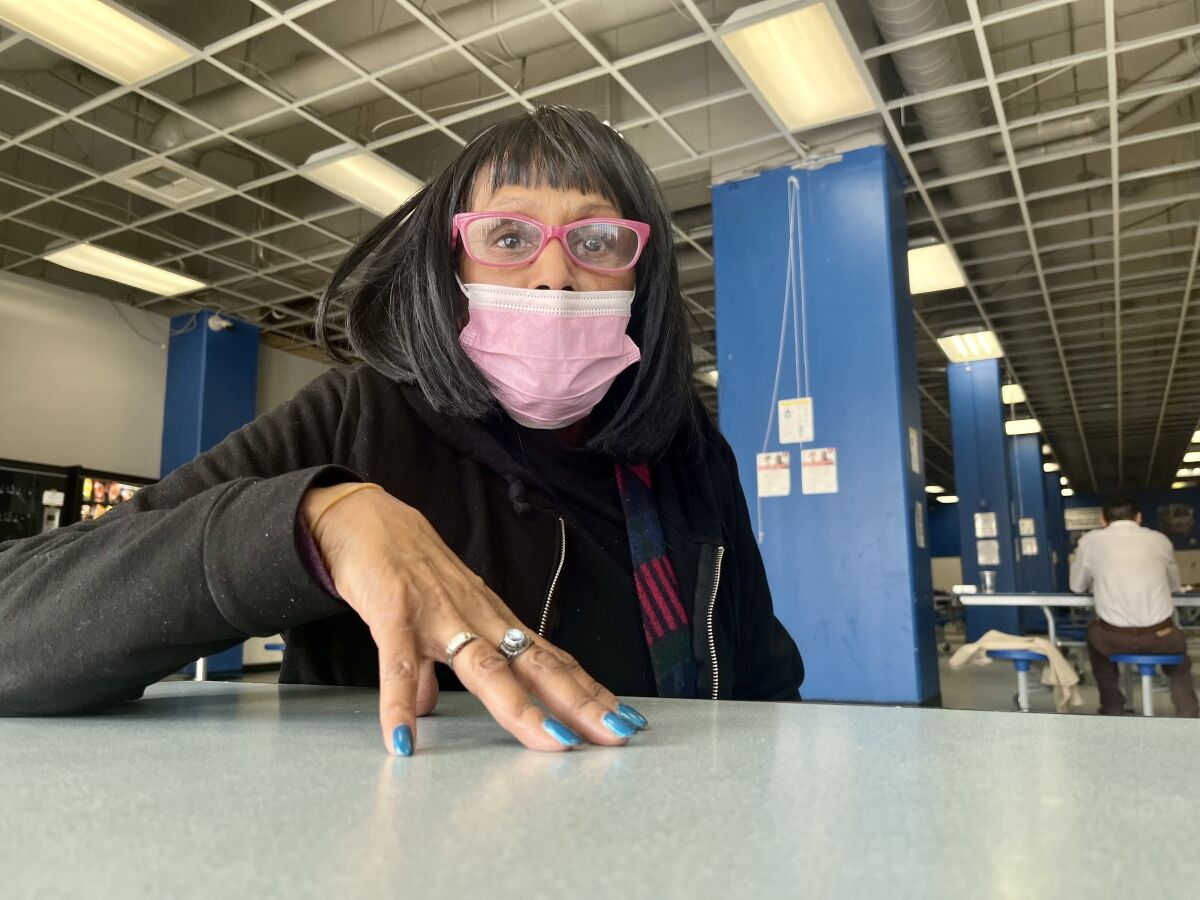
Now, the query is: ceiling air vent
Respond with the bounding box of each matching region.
[108,159,232,210]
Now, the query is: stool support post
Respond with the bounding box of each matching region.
[1109,655,1183,716]
[1017,668,1030,712]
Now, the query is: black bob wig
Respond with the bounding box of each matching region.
[315,105,700,461]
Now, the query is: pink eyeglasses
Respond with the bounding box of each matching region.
[452,211,651,273]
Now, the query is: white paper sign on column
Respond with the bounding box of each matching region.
[800,448,838,495]
[974,512,998,538]
[756,451,791,497]
[1021,536,1039,556]
[1018,517,1036,536]
[908,426,922,475]
[778,397,814,444]
[915,501,926,549]
[976,539,1001,566]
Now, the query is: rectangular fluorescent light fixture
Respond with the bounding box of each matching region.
[936,329,1003,363]
[1184,451,1200,463]
[720,1,876,132]
[694,366,719,388]
[1173,482,1193,489]
[1043,462,1060,473]
[1193,430,1200,444]
[1178,468,1200,478]
[908,243,966,295]
[1042,443,1051,455]
[936,495,959,504]
[1005,418,1042,436]
[45,243,205,296]
[304,145,423,217]
[1059,476,1069,486]
[0,0,192,85]
[1001,383,1026,405]
[925,484,945,494]
[1062,488,1075,497]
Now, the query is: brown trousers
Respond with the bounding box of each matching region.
[1087,619,1200,717]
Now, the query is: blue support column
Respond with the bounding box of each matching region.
[714,147,938,705]
[1043,469,1068,591]
[947,359,1020,639]
[162,310,260,676]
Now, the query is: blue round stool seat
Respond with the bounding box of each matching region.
[986,649,1048,673]
[1110,653,1184,676]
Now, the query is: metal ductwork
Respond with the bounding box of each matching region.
[869,0,1200,218]
[146,0,679,155]
[867,0,1008,225]
[1008,40,1200,161]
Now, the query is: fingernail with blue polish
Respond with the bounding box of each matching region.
[603,712,638,738]
[392,724,413,757]
[616,703,648,729]
[543,717,583,747]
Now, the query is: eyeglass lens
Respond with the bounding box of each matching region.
[462,217,640,269]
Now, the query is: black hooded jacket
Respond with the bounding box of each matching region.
[0,365,803,714]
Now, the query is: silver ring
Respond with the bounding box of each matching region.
[445,631,481,668]
[498,628,534,662]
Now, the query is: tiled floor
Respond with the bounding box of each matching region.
[937,639,1200,717]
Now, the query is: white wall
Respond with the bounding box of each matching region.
[0,272,169,478]
[256,345,332,417]
[1,272,334,480]
[931,557,964,593]
[930,550,1200,593]
[1175,550,1200,587]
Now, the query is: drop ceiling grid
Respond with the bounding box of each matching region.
[0,1,762,343]
[892,1,1200,490]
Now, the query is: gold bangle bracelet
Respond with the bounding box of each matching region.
[308,482,384,531]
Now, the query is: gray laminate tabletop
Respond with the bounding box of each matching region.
[3,682,1197,899]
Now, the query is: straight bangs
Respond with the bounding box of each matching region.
[472,113,624,213]
[317,106,700,461]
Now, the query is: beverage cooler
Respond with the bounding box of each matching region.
[3,457,244,677]
[1,458,155,539]
[61,467,155,526]
[0,458,72,541]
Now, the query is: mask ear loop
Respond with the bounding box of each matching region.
[453,272,471,331]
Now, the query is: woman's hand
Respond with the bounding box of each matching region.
[302,484,644,755]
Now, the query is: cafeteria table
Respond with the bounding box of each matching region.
[957,592,1200,643]
[3,681,1198,897]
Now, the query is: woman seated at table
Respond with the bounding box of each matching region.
[0,106,804,755]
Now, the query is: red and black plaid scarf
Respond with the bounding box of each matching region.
[614,462,698,698]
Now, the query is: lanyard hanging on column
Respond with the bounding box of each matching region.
[755,174,815,543]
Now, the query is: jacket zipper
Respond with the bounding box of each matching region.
[537,517,567,636]
[706,546,726,700]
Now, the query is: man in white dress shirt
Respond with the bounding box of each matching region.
[1070,497,1197,716]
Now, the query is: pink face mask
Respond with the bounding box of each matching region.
[457,279,641,430]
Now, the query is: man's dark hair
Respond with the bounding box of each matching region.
[315,105,699,460]
[1102,496,1139,523]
